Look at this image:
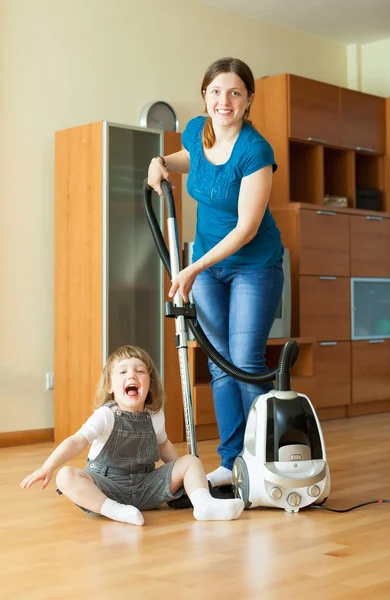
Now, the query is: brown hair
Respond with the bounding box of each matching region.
[95,345,165,413]
[201,57,255,149]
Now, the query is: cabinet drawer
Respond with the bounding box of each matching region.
[299,276,350,340]
[352,340,390,403]
[313,342,351,408]
[299,210,350,276]
[350,215,390,277]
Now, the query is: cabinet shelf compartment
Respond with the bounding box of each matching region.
[289,141,323,204]
[355,152,385,211]
[324,148,355,209]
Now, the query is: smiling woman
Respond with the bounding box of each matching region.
[147,57,284,489]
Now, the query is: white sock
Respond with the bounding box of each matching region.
[100,498,144,526]
[189,487,244,521]
[206,466,232,488]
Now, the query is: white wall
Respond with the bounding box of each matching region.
[359,38,390,96]
[0,0,348,433]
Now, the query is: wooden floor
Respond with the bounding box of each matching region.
[1,413,390,600]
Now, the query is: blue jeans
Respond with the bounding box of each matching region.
[192,261,284,470]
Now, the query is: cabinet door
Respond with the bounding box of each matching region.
[299,276,350,340]
[352,340,390,403]
[288,75,341,146]
[350,215,390,277]
[341,89,386,154]
[299,210,350,276]
[312,342,351,408]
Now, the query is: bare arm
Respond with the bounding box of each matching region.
[159,438,180,463]
[147,149,190,196]
[169,164,273,302]
[20,432,89,489]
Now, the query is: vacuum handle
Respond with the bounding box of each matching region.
[161,180,176,219]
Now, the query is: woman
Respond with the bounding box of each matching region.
[148,57,284,488]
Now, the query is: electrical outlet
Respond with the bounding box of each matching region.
[45,372,55,390]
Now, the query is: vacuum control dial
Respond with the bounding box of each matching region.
[287,492,301,507]
[270,487,282,500]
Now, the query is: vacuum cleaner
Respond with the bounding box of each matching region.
[143,179,330,513]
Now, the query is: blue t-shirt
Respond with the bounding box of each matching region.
[182,116,283,268]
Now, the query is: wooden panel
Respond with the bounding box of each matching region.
[54,122,103,444]
[341,88,386,154]
[162,131,184,443]
[252,75,289,206]
[316,405,347,420]
[385,98,390,213]
[0,429,54,448]
[272,209,300,336]
[347,399,390,417]
[350,214,390,277]
[299,276,350,340]
[288,75,341,146]
[193,384,216,426]
[289,142,323,204]
[299,209,350,276]
[352,340,390,403]
[312,342,351,408]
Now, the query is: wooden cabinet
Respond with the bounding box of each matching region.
[299,209,350,276]
[299,276,350,341]
[288,75,341,146]
[350,215,390,278]
[341,89,386,154]
[251,74,389,212]
[312,342,351,408]
[54,122,184,444]
[352,340,390,403]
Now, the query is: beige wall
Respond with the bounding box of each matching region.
[359,38,390,97]
[0,0,348,433]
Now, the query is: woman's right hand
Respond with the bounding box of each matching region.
[20,467,53,490]
[147,157,171,196]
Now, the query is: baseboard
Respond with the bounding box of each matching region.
[0,428,54,448]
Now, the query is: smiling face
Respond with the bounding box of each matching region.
[203,72,252,129]
[109,357,151,412]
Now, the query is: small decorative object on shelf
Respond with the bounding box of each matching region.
[324,195,348,208]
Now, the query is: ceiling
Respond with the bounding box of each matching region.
[197,0,390,44]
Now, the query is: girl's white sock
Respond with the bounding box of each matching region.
[206,466,232,487]
[100,498,144,526]
[189,487,244,521]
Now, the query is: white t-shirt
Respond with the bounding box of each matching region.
[77,405,168,460]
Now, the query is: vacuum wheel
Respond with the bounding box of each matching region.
[232,456,251,509]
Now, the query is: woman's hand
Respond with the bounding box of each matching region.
[147,157,172,196]
[169,265,198,303]
[20,467,53,490]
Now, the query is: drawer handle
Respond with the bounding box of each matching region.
[365,216,383,221]
[356,146,374,152]
[319,276,337,280]
[307,137,326,144]
[317,210,337,216]
[320,342,338,346]
[368,339,385,343]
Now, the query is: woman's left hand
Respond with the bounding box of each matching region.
[169,265,198,303]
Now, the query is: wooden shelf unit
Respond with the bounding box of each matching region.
[252,74,388,213]
[54,122,184,444]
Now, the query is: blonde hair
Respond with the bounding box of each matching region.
[201,57,255,149]
[95,345,165,413]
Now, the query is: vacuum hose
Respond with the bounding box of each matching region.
[143,179,299,390]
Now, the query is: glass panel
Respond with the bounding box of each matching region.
[107,125,163,371]
[352,278,390,339]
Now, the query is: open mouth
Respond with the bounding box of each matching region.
[125,384,139,397]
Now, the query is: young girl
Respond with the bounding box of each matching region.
[20,345,244,525]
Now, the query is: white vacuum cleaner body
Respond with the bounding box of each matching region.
[232,390,331,512]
